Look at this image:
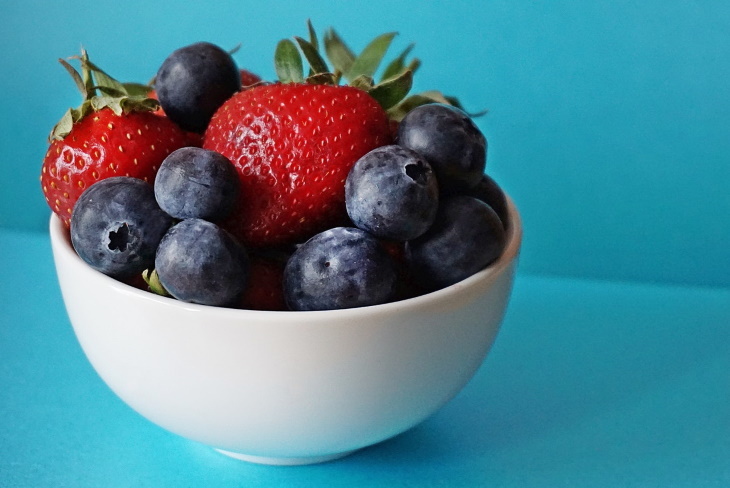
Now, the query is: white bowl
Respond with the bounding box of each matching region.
[50,196,522,466]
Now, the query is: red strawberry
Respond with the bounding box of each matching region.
[203,82,391,247]
[378,239,427,301]
[239,69,263,88]
[41,50,192,227]
[239,255,287,311]
[146,88,204,145]
[389,119,400,140]
[199,23,464,248]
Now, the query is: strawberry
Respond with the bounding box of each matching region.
[41,50,193,226]
[202,25,430,247]
[239,69,263,88]
[201,24,473,248]
[239,255,287,311]
[204,82,391,247]
[144,87,204,145]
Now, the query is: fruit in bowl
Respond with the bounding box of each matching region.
[49,197,521,465]
[44,23,522,464]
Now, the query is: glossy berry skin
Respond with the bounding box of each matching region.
[397,103,487,194]
[283,227,397,311]
[405,195,506,291]
[156,42,242,133]
[154,147,239,221]
[345,145,438,241]
[70,177,174,278]
[203,83,392,248]
[155,219,249,307]
[41,108,193,227]
[466,173,509,229]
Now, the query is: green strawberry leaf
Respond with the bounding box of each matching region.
[77,50,96,96]
[406,57,421,75]
[93,85,126,98]
[387,91,487,121]
[347,32,397,82]
[275,39,304,83]
[380,42,414,82]
[368,68,413,110]
[418,90,487,116]
[387,93,440,121]
[324,28,355,77]
[123,96,160,113]
[87,93,159,116]
[122,82,153,97]
[350,74,374,91]
[58,58,88,98]
[49,109,76,141]
[307,19,319,51]
[50,49,161,141]
[49,101,95,141]
[269,24,484,122]
[142,269,171,297]
[416,90,453,105]
[294,36,329,74]
[83,56,129,97]
[91,95,123,114]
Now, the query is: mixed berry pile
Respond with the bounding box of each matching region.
[41,24,510,311]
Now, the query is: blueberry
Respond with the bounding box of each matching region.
[155,219,249,306]
[154,147,239,221]
[155,42,241,133]
[70,177,174,278]
[465,174,509,229]
[397,103,487,194]
[345,145,439,241]
[405,196,506,291]
[283,227,397,311]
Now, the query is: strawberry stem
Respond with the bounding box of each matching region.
[274,23,483,120]
[49,49,160,141]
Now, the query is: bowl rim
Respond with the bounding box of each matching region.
[50,194,522,321]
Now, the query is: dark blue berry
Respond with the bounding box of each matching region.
[70,177,173,278]
[155,219,249,306]
[465,174,509,229]
[397,103,487,194]
[283,227,397,311]
[154,147,239,221]
[345,145,439,241]
[155,42,241,133]
[405,196,505,290]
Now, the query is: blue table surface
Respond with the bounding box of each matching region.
[1,227,728,488]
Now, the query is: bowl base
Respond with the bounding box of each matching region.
[215,448,357,466]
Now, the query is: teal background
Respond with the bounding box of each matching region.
[1,2,729,487]
[2,0,730,287]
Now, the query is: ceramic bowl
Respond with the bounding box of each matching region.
[50,196,522,466]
